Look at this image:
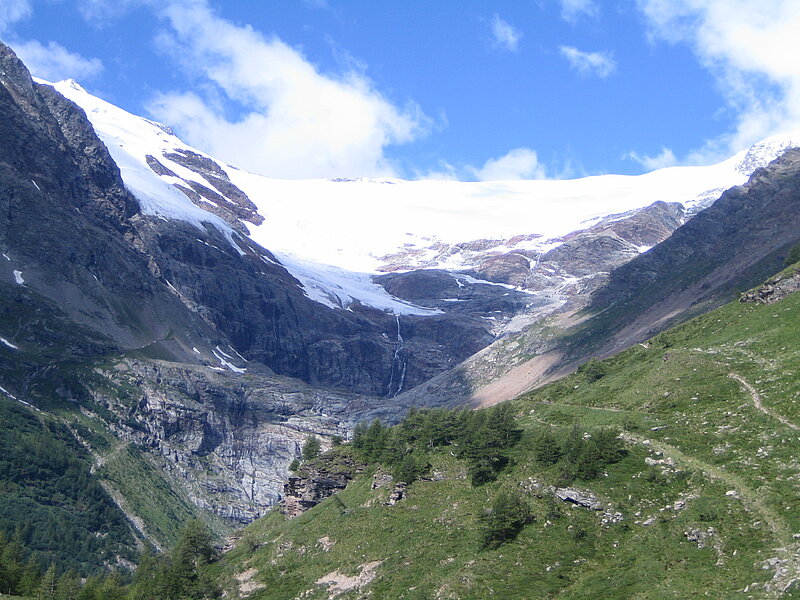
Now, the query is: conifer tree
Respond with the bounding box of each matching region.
[55,569,81,600]
[301,435,322,461]
[0,533,24,594]
[533,430,562,465]
[479,490,533,549]
[37,564,57,600]
[166,519,218,600]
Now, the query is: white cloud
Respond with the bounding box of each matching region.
[143,0,429,179]
[559,45,616,78]
[0,0,31,33]
[490,14,522,52]
[470,148,546,181]
[77,0,143,23]
[560,0,598,23]
[12,40,103,81]
[637,0,800,158]
[625,147,678,171]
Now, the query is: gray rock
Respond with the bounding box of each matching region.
[554,488,603,510]
[281,454,364,518]
[386,482,407,505]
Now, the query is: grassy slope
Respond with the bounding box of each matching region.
[218,274,800,599]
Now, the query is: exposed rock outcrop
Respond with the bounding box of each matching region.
[281,454,365,518]
[739,268,800,304]
[554,487,603,510]
[90,359,358,524]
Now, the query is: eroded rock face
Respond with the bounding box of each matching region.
[91,359,357,524]
[281,454,365,518]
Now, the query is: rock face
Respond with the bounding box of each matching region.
[739,268,800,304]
[385,482,407,505]
[0,42,220,359]
[281,454,365,518]
[90,359,358,524]
[584,149,800,357]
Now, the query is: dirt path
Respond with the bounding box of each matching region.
[622,432,791,541]
[532,400,646,414]
[621,432,800,596]
[729,372,800,431]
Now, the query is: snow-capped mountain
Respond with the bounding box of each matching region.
[5,40,800,535]
[49,78,800,317]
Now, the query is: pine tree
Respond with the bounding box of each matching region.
[166,519,218,600]
[77,575,104,600]
[0,533,24,595]
[532,431,562,465]
[127,550,167,600]
[301,435,322,461]
[55,570,81,600]
[393,453,427,484]
[19,554,43,597]
[479,490,533,549]
[37,564,58,600]
[96,571,125,600]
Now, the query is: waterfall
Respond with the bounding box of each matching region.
[386,315,407,397]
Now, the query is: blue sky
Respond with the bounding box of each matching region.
[1,0,799,180]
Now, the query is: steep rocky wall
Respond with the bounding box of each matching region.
[0,41,503,398]
[89,359,359,524]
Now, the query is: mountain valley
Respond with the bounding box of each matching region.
[1,37,800,599]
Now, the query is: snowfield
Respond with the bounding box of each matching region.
[49,78,800,314]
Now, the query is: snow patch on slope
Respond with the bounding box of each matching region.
[50,77,800,314]
[212,346,246,373]
[47,80,237,239]
[0,337,18,350]
[276,252,440,315]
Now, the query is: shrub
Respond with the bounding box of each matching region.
[577,358,607,381]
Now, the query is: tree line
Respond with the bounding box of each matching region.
[0,519,220,600]
[350,403,522,486]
